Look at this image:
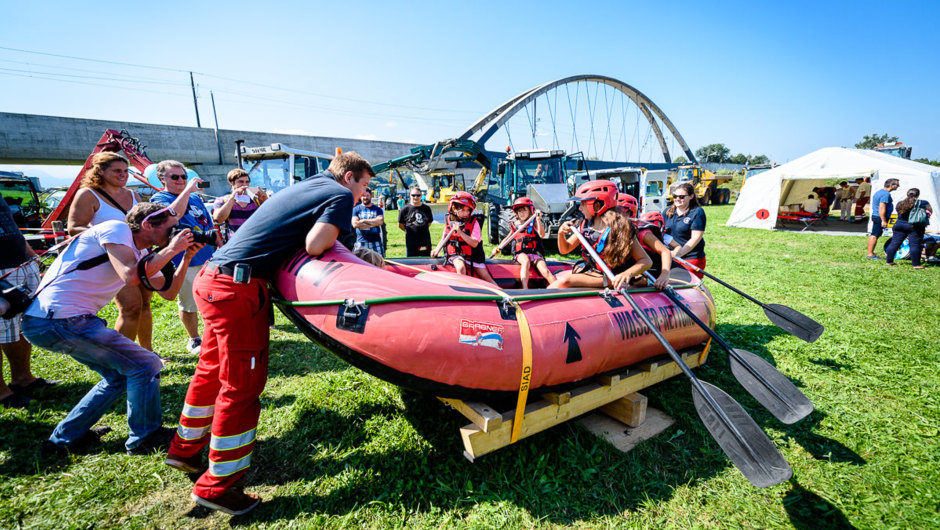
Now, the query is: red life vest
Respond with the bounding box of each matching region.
[510,219,544,256]
[445,215,483,259]
[636,222,665,274]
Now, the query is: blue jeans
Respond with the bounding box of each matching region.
[885,219,925,266]
[22,315,164,450]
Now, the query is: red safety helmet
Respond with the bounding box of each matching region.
[512,197,535,211]
[640,211,665,230]
[574,180,619,216]
[617,193,638,217]
[449,191,476,211]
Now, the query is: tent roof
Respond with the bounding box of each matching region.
[755,147,936,182]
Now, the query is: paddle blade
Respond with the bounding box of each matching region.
[691,381,793,488]
[763,303,824,343]
[729,349,814,424]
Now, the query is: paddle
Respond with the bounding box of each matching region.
[569,226,792,487]
[489,213,537,258]
[643,272,813,424]
[430,228,455,258]
[672,256,824,343]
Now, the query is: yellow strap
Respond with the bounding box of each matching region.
[385,259,534,443]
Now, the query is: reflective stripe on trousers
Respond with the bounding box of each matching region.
[209,428,256,451]
[177,424,211,441]
[182,403,215,419]
[208,453,252,477]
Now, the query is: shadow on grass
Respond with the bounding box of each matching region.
[784,480,856,529]
[0,380,194,477]
[808,358,854,371]
[224,384,734,526]
[781,411,865,466]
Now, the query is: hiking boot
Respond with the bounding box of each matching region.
[191,487,261,516]
[40,425,112,456]
[165,452,205,474]
[186,337,202,355]
[127,426,176,456]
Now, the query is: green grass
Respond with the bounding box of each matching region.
[1,206,938,528]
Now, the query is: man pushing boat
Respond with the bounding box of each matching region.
[164,152,375,516]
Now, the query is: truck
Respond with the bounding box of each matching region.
[668,164,732,205]
[236,142,333,195]
[371,139,587,248]
[871,142,912,159]
[589,167,669,215]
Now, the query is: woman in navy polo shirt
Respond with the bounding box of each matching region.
[665,182,707,278]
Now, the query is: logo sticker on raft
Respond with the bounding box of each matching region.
[459,320,504,350]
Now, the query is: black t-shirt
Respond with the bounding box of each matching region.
[399,204,433,245]
[211,171,353,280]
[0,194,30,269]
[664,206,706,259]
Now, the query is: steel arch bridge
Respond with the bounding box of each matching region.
[459,74,696,167]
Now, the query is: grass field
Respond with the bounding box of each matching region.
[1,205,938,529]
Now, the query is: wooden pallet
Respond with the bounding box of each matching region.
[438,341,711,461]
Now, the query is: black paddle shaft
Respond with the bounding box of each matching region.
[646,274,813,424]
[568,227,792,486]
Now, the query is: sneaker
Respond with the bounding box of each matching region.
[186,337,202,355]
[866,255,881,260]
[166,452,205,474]
[41,425,112,456]
[127,426,176,456]
[191,487,261,516]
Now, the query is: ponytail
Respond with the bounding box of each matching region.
[896,188,920,216]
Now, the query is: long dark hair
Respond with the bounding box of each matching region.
[896,188,920,216]
[666,183,701,217]
[601,209,636,269]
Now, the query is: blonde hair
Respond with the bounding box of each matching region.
[328,152,375,182]
[354,247,385,267]
[81,152,129,189]
[227,168,249,184]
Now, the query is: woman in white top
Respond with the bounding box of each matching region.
[67,153,153,349]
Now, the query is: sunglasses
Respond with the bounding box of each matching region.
[142,206,177,225]
[165,174,187,181]
[411,194,422,197]
[674,194,690,199]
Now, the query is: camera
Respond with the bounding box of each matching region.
[0,279,33,319]
[171,227,219,246]
[196,181,211,189]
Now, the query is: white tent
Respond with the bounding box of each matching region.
[727,147,940,232]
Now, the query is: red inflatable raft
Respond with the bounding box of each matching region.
[273,243,715,401]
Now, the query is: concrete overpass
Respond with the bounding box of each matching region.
[0,112,419,192]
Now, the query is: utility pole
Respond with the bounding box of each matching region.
[211,91,223,164]
[190,72,201,128]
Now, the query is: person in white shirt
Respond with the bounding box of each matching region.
[23,203,202,456]
[854,177,872,222]
[802,194,820,214]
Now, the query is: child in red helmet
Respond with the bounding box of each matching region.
[550,180,651,289]
[509,197,556,288]
[637,211,672,290]
[442,192,498,285]
[617,193,638,219]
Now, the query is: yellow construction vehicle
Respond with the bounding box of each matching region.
[667,164,732,205]
[425,171,467,204]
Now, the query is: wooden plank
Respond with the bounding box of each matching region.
[578,407,675,453]
[541,391,571,406]
[456,348,704,460]
[599,392,648,428]
[437,398,502,432]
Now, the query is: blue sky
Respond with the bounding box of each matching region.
[2,1,938,184]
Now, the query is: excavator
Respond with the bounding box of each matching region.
[667,163,732,205]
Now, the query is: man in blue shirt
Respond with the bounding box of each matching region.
[151,160,222,354]
[867,178,900,259]
[352,188,386,256]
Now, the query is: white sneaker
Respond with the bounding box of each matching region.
[186,337,202,355]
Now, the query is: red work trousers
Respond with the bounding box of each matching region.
[167,266,270,499]
[679,255,707,279]
[855,197,869,218]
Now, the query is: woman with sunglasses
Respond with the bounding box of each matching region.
[665,182,707,278]
[68,152,151,346]
[398,186,434,256]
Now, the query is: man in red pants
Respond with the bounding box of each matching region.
[165,152,374,515]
